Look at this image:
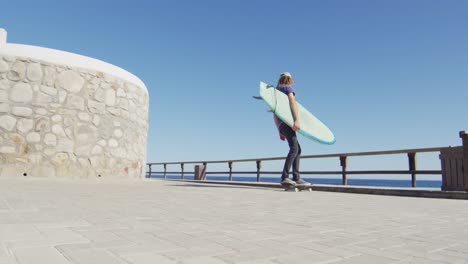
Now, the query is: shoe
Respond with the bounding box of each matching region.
[294,179,311,185]
[280,178,296,186]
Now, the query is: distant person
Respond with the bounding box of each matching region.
[273,72,310,186]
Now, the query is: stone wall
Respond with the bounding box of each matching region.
[0,55,149,178]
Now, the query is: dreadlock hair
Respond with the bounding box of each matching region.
[276,73,294,88]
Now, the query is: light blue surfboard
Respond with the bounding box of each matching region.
[257,81,335,145]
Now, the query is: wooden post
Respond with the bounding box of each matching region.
[256,160,262,182]
[180,163,184,179]
[228,162,233,181]
[340,156,347,185]
[148,164,152,178]
[163,163,167,179]
[202,162,207,180]
[460,131,468,190]
[408,152,417,187]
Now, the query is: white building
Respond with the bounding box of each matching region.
[0,29,149,178]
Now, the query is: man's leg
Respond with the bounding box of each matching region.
[281,125,299,180]
[292,143,301,181]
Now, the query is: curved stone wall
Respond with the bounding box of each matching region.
[0,45,149,178]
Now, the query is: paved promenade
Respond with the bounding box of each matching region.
[1,178,468,264]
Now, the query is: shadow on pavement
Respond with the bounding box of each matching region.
[168,183,272,190]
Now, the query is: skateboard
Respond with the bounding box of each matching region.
[281,182,313,192]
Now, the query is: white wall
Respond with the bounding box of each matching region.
[0,29,149,178]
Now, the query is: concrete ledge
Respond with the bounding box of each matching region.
[167,179,468,200]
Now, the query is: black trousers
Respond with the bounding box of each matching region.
[279,124,301,180]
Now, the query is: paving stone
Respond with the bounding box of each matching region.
[56,240,134,252]
[108,241,182,257]
[12,247,68,264]
[351,237,410,250]
[338,244,413,261]
[35,228,89,244]
[216,247,291,264]
[326,254,394,264]
[73,230,122,242]
[297,242,360,258]
[424,250,468,264]
[0,224,40,241]
[122,252,177,264]
[204,236,265,252]
[0,246,9,259]
[0,258,15,264]
[59,248,126,264]
[1,179,468,264]
[160,244,233,260]
[179,256,228,264]
[396,256,454,264]
[273,250,342,264]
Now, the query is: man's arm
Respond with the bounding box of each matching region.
[273,114,285,141]
[288,93,300,131]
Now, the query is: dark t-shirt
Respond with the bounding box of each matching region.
[276,84,295,128]
[277,84,295,96]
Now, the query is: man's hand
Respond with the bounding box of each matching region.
[292,121,300,132]
[279,133,286,141]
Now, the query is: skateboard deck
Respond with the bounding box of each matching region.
[281,182,313,192]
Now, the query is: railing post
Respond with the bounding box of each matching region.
[408,152,417,187]
[340,156,347,185]
[148,164,152,178]
[228,161,233,181]
[256,160,262,182]
[163,163,167,179]
[181,163,184,179]
[459,131,468,190]
[203,162,207,180]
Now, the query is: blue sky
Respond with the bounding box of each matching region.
[1,0,467,176]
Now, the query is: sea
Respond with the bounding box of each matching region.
[148,174,442,189]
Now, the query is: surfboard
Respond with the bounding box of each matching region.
[256,81,335,145]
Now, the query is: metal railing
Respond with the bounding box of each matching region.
[146,146,448,187]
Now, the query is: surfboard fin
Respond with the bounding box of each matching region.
[252,96,262,100]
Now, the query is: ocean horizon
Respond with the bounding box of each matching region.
[148,174,442,189]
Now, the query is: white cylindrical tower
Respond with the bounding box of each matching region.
[0,29,149,178]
